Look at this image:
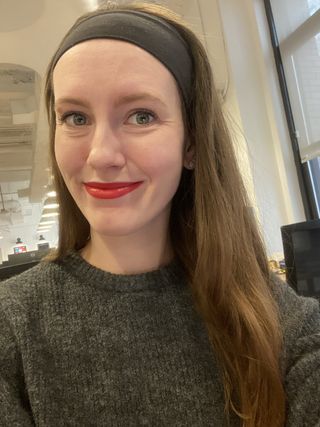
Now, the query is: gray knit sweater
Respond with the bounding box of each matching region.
[0,251,319,426]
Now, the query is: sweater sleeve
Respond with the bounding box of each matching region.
[0,302,35,426]
[276,281,320,426]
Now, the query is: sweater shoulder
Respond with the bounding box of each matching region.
[270,273,320,349]
[270,274,319,323]
[0,260,63,313]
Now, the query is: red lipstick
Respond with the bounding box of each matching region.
[84,181,142,199]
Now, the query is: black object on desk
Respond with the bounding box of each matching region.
[281,219,320,298]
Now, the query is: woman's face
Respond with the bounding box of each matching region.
[53,39,186,239]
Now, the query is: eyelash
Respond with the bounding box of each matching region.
[56,110,157,126]
[127,110,156,125]
[57,111,86,126]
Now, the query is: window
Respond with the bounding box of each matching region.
[264,0,320,218]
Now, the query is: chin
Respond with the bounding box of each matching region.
[89,218,143,238]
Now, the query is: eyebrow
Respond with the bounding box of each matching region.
[54,97,90,109]
[114,93,167,108]
[54,93,167,109]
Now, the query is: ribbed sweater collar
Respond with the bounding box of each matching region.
[58,250,187,293]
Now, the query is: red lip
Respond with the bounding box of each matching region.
[84,181,142,199]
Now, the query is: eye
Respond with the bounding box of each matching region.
[58,112,88,126]
[127,110,156,125]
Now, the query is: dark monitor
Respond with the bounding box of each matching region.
[38,242,50,250]
[281,219,320,297]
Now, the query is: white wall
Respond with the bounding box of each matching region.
[215,0,305,257]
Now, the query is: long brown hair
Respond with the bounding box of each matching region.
[44,2,286,425]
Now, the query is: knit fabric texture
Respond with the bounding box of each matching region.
[0,251,319,426]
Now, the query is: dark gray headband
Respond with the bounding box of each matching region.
[51,10,193,106]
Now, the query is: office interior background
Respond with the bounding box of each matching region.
[0,0,319,276]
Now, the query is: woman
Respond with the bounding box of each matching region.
[0,2,319,426]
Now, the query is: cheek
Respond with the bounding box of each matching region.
[136,143,184,183]
[54,137,83,177]
[54,140,64,171]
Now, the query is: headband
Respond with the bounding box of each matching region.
[51,10,193,107]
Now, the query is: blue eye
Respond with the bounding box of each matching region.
[59,112,87,126]
[128,111,155,125]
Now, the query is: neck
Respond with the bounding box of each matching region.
[80,222,174,275]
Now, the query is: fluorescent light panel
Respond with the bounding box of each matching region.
[42,212,59,218]
[43,203,59,210]
[46,191,57,198]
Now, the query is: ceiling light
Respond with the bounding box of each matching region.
[43,203,59,210]
[47,191,57,198]
[41,212,59,218]
[39,220,56,225]
[83,0,99,10]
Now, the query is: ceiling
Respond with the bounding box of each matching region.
[0,0,228,232]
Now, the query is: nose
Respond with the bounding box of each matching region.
[86,124,126,169]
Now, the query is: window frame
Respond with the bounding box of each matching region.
[263,0,319,220]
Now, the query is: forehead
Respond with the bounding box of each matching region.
[52,39,180,99]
